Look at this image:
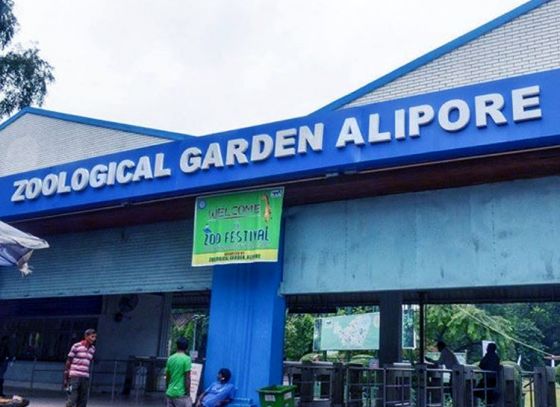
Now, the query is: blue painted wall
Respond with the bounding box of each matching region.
[282,175,560,294]
[4,69,560,221]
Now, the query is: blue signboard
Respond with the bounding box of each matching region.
[2,68,560,220]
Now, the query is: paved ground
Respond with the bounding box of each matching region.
[5,387,165,406]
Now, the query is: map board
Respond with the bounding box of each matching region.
[313,311,416,351]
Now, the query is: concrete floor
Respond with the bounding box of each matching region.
[5,387,165,406]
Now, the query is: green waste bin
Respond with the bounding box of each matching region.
[257,385,297,407]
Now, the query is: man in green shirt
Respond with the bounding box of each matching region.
[166,337,192,407]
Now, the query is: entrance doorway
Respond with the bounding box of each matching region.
[282,291,560,407]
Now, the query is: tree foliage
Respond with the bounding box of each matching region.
[481,304,548,369]
[0,0,53,118]
[170,312,208,358]
[283,303,559,370]
[284,314,315,361]
[426,304,515,363]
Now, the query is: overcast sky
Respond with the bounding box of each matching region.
[14,1,527,136]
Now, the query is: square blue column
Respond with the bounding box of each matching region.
[204,260,286,406]
[378,292,402,366]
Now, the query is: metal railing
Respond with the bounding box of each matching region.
[17,357,168,404]
[533,367,557,407]
[285,361,335,406]
[345,364,385,407]
[284,363,420,407]
[467,367,499,407]
[10,359,560,407]
[415,364,452,407]
[282,362,555,407]
[522,371,535,407]
[384,365,415,407]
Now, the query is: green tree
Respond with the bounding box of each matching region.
[426,304,515,364]
[170,312,208,358]
[0,0,53,118]
[482,303,548,369]
[283,304,560,370]
[284,314,315,361]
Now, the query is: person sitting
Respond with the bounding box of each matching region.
[196,368,236,407]
[426,341,460,369]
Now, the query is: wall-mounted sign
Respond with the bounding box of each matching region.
[314,313,380,351]
[2,69,560,220]
[313,310,416,351]
[192,188,284,266]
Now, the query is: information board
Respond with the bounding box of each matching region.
[313,311,416,351]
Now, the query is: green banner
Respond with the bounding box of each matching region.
[192,187,284,266]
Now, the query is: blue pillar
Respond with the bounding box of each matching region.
[204,260,286,406]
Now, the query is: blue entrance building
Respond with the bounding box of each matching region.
[0,0,559,403]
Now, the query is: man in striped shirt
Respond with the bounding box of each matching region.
[64,329,97,407]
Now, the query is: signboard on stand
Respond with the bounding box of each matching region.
[190,363,203,400]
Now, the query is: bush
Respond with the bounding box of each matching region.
[349,354,374,367]
[300,353,322,362]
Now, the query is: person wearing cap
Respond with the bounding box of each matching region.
[63,329,97,407]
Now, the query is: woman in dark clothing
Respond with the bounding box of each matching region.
[478,343,501,404]
[0,336,9,398]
